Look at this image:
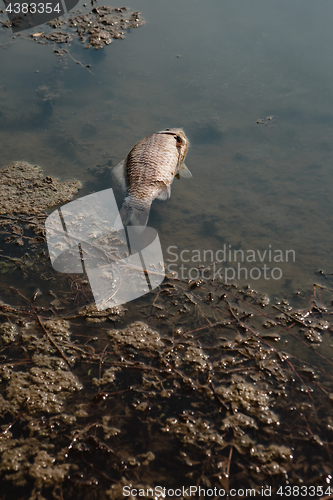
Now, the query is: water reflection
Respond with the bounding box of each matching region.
[1,2,333,496]
[1,0,333,299]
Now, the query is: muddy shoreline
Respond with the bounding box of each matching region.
[1,162,332,497]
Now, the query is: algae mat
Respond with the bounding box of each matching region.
[0,161,81,216]
[0,162,333,499]
[1,267,333,499]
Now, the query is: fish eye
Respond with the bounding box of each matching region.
[175,135,182,144]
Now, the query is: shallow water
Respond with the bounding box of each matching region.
[2,0,333,299]
[1,1,333,497]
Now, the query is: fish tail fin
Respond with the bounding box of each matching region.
[120,196,152,227]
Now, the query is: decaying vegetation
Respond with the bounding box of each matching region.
[0,162,333,500]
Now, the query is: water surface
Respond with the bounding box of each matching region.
[2,0,333,300]
[1,1,333,496]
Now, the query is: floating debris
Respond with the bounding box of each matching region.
[40,6,145,49]
[256,115,277,127]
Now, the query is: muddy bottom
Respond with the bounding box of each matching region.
[1,244,333,498]
[0,161,333,500]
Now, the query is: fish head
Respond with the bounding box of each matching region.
[158,128,189,164]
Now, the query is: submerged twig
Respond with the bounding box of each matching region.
[63,49,95,75]
[8,286,73,369]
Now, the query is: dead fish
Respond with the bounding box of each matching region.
[112,128,191,226]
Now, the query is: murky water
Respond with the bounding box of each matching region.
[1,0,333,298]
[1,1,333,498]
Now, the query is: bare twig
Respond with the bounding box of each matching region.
[63,49,94,75]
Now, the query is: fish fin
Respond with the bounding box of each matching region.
[178,162,192,178]
[120,195,152,227]
[175,173,180,180]
[112,160,127,191]
[156,186,171,200]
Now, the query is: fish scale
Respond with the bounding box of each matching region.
[112,128,191,227]
[126,134,179,198]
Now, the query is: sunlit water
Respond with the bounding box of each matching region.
[1,0,333,305]
[2,2,333,496]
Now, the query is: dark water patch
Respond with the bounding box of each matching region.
[0,83,61,131]
[46,132,85,161]
[79,122,98,140]
[272,108,304,121]
[312,112,333,126]
[233,152,250,163]
[199,217,222,239]
[190,122,224,145]
[305,163,323,170]
[317,140,332,152]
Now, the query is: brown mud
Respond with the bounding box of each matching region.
[0,162,333,499]
[0,161,81,259]
[0,161,81,216]
[0,6,145,51]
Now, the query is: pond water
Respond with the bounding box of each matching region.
[1,0,333,297]
[1,1,333,498]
